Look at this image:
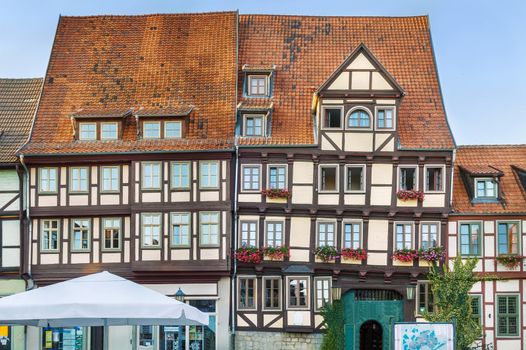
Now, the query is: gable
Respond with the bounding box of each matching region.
[320,44,404,95]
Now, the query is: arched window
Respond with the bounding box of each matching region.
[347,109,371,128]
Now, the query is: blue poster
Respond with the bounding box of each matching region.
[393,323,454,350]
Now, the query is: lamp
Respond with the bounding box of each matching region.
[406,285,416,301]
[175,288,185,302]
[332,285,342,301]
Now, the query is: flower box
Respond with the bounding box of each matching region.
[341,248,367,261]
[496,255,523,269]
[418,246,445,263]
[263,246,290,261]
[262,188,290,199]
[235,246,263,264]
[314,245,339,262]
[392,248,418,262]
[396,190,425,202]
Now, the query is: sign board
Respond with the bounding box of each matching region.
[393,322,455,350]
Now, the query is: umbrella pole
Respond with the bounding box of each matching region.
[103,320,109,350]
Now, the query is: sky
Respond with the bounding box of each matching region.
[0,0,524,146]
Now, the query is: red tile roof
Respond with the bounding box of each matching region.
[0,78,43,163]
[453,145,526,214]
[237,15,455,149]
[20,12,238,156]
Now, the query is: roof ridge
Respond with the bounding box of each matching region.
[60,11,238,19]
[458,144,526,149]
[239,13,428,19]
[0,78,43,82]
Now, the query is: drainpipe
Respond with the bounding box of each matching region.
[231,143,239,347]
[19,155,32,282]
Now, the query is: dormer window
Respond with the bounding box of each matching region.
[165,121,182,138]
[143,122,161,139]
[244,114,265,137]
[347,108,371,128]
[322,106,343,129]
[79,123,97,140]
[248,75,268,96]
[101,122,118,140]
[475,178,498,199]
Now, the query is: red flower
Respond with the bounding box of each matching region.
[396,190,425,202]
[341,248,368,261]
[262,189,290,199]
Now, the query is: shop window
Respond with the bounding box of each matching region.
[139,325,154,347]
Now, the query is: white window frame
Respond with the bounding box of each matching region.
[424,164,445,193]
[420,221,440,250]
[141,162,162,190]
[474,177,499,199]
[267,164,287,190]
[247,75,269,97]
[199,161,220,189]
[318,164,339,193]
[40,219,60,252]
[374,105,396,130]
[262,276,282,311]
[69,167,89,193]
[170,161,191,190]
[342,220,362,249]
[199,211,220,247]
[243,114,266,137]
[238,276,257,311]
[239,220,258,247]
[394,221,414,250]
[265,220,284,247]
[321,105,344,130]
[38,167,58,194]
[164,121,182,139]
[141,213,162,249]
[79,122,97,140]
[240,164,261,192]
[100,166,120,193]
[170,212,191,247]
[71,218,91,252]
[102,217,121,251]
[286,276,310,310]
[143,121,161,139]
[314,277,332,312]
[398,165,419,192]
[317,220,336,247]
[346,106,373,130]
[345,164,366,193]
[100,122,118,140]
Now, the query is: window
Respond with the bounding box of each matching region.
[200,212,219,246]
[459,222,481,256]
[376,107,394,129]
[266,221,284,247]
[240,221,257,247]
[497,295,519,336]
[288,277,309,309]
[346,165,364,192]
[71,219,90,251]
[139,325,153,347]
[39,167,58,193]
[498,222,520,255]
[343,222,361,249]
[423,166,443,192]
[315,278,331,311]
[101,166,120,192]
[319,165,338,192]
[244,115,265,137]
[103,218,121,250]
[420,223,439,249]
[69,167,89,193]
[143,121,161,139]
[171,162,190,189]
[165,121,182,138]
[322,107,342,129]
[264,277,281,310]
[248,75,268,96]
[79,123,96,140]
[142,162,161,190]
[242,165,260,191]
[348,108,371,128]
[471,295,482,325]
[141,213,161,248]
[395,223,413,250]
[417,282,434,315]
[268,165,286,190]
[200,161,219,189]
[41,219,59,251]
[238,277,256,310]
[399,167,417,191]
[171,213,190,247]
[475,178,498,199]
[318,222,335,247]
[101,122,118,140]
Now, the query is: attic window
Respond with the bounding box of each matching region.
[143,122,161,139]
[247,75,269,97]
[475,178,498,199]
[347,108,371,128]
[322,107,343,129]
[79,123,97,140]
[243,114,265,137]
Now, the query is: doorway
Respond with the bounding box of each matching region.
[360,320,383,350]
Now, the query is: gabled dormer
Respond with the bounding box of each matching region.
[459,165,504,203]
[71,109,132,141]
[242,64,276,98]
[236,101,273,138]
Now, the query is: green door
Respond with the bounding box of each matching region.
[343,290,404,350]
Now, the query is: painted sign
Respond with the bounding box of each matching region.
[393,322,454,350]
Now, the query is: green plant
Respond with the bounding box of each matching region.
[496,255,523,269]
[263,246,290,260]
[314,245,339,262]
[423,256,481,350]
[320,301,344,350]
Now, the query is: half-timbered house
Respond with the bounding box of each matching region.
[0,78,42,350]
[233,15,455,349]
[17,13,237,350]
[449,145,526,350]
